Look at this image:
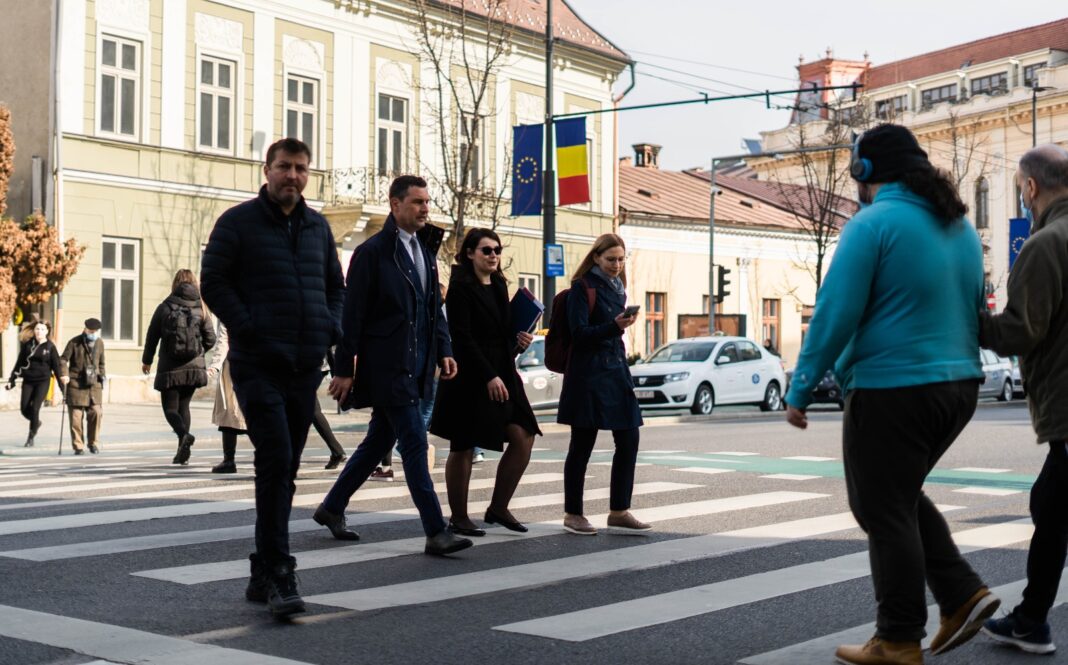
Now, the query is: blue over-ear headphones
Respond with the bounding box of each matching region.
[850,134,874,182]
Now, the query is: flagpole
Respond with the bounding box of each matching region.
[542,0,556,325]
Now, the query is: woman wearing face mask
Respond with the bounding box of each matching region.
[6,320,66,447]
[557,233,648,535]
[430,229,541,535]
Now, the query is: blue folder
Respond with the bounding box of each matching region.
[511,287,545,336]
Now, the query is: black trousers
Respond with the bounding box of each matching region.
[1017,440,1068,624]
[20,380,50,434]
[229,362,321,566]
[160,386,196,440]
[564,426,639,515]
[843,379,984,642]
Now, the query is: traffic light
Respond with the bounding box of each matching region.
[715,265,732,303]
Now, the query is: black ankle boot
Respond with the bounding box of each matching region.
[24,431,35,448]
[245,553,269,602]
[213,435,237,473]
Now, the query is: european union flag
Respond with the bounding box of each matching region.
[1009,217,1030,270]
[511,124,543,216]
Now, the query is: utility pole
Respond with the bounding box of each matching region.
[1031,81,1055,147]
[541,0,556,323]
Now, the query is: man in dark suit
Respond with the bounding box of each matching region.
[318,175,472,556]
[201,138,345,617]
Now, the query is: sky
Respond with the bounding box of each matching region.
[565,1,1066,170]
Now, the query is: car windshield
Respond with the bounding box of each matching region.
[517,339,545,368]
[647,342,717,363]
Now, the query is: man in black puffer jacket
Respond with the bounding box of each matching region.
[201,138,344,618]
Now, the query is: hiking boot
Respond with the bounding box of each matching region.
[563,514,597,536]
[266,561,305,617]
[982,611,1056,654]
[607,511,652,534]
[245,553,270,603]
[929,587,1000,655]
[835,637,922,665]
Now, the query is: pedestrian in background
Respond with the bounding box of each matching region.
[60,318,105,455]
[312,350,347,470]
[785,124,997,665]
[320,175,472,557]
[202,137,345,617]
[430,228,540,536]
[207,321,246,474]
[980,144,1068,655]
[142,269,216,465]
[558,233,648,536]
[6,320,65,447]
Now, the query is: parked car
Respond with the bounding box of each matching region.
[979,349,1014,402]
[515,335,561,409]
[1010,356,1026,398]
[812,370,845,410]
[629,336,787,415]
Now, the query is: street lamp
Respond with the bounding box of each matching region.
[706,143,852,334]
[1032,82,1056,147]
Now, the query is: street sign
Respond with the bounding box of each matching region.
[545,243,565,277]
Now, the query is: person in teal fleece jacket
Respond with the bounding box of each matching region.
[785,124,997,665]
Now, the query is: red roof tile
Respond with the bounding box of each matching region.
[865,17,1068,90]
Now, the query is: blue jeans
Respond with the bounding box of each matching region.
[324,403,447,537]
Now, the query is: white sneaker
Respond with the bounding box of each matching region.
[473,452,485,464]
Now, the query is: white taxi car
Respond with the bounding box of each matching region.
[629,336,786,415]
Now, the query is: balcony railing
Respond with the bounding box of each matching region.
[329,167,403,206]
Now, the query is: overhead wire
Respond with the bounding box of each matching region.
[624,48,798,83]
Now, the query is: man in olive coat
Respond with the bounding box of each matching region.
[60,318,106,454]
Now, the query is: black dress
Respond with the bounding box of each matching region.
[430,268,541,451]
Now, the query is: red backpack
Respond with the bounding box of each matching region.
[544,279,596,374]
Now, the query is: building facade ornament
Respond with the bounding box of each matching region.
[95,0,149,33]
[194,13,243,53]
[283,35,325,73]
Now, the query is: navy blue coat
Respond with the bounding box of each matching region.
[336,216,452,408]
[200,186,345,373]
[556,271,643,430]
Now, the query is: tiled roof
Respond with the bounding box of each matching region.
[432,0,629,62]
[865,17,1068,90]
[685,169,858,222]
[620,165,837,232]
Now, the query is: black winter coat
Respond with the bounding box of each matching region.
[336,216,452,408]
[142,282,217,391]
[556,271,643,430]
[429,268,541,448]
[8,339,64,385]
[200,186,345,373]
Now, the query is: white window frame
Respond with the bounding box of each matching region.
[97,34,143,140]
[375,91,409,177]
[196,54,237,154]
[518,273,540,298]
[458,111,486,190]
[100,237,141,345]
[285,72,320,161]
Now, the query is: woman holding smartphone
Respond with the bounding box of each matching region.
[557,233,648,535]
[430,228,541,535]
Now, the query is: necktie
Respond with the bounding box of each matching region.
[410,237,426,291]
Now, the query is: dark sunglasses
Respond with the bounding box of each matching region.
[478,246,503,256]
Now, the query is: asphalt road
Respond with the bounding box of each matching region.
[0,400,1064,665]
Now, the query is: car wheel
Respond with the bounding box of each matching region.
[999,380,1013,402]
[691,383,714,415]
[760,381,782,412]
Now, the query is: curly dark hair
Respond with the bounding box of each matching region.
[900,164,968,225]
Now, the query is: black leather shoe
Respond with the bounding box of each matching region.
[212,460,237,474]
[425,529,474,556]
[88,443,99,454]
[74,449,85,455]
[174,434,194,465]
[324,454,346,470]
[485,508,528,533]
[313,504,360,541]
[448,521,486,537]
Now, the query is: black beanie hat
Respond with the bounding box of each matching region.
[853,123,930,183]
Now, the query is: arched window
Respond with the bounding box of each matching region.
[974,177,989,229]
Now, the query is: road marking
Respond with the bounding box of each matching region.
[952,467,1011,473]
[305,493,834,611]
[592,462,652,467]
[709,451,760,456]
[493,518,1033,641]
[674,467,735,476]
[0,473,564,536]
[129,482,700,583]
[783,456,835,462]
[740,563,1068,664]
[0,603,315,665]
[761,474,821,481]
[0,475,256,499]
[640,450,686,454]
[952,486,1022,496]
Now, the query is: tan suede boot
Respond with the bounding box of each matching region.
[835,637,923,665]
[929,586,1000,654]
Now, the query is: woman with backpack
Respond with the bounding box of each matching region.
[556,233,647,535]
[5,319,66,447]
[142,269,216,465]
[430,228,540,535]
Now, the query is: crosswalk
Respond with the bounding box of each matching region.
[0,439,1049,665]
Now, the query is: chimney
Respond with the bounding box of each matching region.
[619,156,633,167]
[632,143,661,169]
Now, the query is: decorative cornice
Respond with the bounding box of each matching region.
[195,13,243,54]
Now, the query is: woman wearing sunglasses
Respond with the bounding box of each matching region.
[430,228,541,535]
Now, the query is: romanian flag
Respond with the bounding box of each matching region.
[555,117,590,206]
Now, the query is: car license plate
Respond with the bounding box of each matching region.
[634,390,655,399]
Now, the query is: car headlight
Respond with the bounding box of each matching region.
[664,372,690,383]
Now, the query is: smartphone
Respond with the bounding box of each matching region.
[623,305,641,318]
